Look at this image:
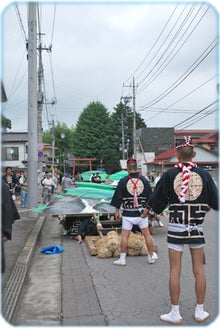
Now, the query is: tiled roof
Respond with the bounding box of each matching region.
[175,129,216,135]
[2,132,28,142]
[148,132,218,164]
[155,148,176,160]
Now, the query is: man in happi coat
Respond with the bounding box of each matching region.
[111,158,158,266]
[142,136,218,324]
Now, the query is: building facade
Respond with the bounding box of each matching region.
[1,132,56,172]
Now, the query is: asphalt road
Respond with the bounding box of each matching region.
[10,209,219,327]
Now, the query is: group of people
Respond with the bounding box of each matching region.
[2,166,84,208]
[2,167,29,207]
[110,136,218,324]
[2,135,218,324]
[60,136,218,324]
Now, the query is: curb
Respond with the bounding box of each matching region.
[2,215,46,322]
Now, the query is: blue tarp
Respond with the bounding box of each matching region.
[40,245,64,255]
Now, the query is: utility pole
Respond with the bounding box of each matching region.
[132,77,138,160]
[122,79,138,160]
[37,38,44,179]
[121,112,125,159]
[37,33,52,177]
[27,3,38,215]
[51,118,55,174]
[120,96,132,159]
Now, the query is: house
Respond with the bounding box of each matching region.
[1,132,56,172]
[137,128,218,179]
[174,130,218,152]
[146,141,218,181]
[2,132,28,171]
[137,127,218,155]
[137,127,174,156]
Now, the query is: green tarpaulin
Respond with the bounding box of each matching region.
[109,170,128,181]
[80,171,108,181]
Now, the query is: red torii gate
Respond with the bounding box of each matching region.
[69,158,96,176]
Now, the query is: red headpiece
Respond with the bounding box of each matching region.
[176,136,194,149]
[127,158,137,165]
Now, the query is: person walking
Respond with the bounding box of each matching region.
[61,172,74,189]
[110,158,158,266]
[142,136,218,324]
[19,171,28,207]
[42,173,55,204]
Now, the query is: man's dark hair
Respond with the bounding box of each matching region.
[176,146,194,160]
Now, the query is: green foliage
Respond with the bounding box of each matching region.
[1,115,11,131]
[42,100,147,173]
[42,122,75,155]
[111,101,146,158]
[73,101,119,172]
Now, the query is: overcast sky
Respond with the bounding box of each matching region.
[1,0,219,132]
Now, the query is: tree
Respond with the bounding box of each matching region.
[111,101,146,158]
[1,115,11,132]
[42,122,75,162]
[73,101,118,173]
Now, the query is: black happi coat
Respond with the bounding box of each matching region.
[111,172,152,217]
[2,180,20,273]
[148,164,218,244]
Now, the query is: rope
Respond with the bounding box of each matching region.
[175,162,197,203]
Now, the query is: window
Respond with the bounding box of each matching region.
[3,147,19,161]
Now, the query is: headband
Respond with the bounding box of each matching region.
[127,158,137,165]
[176,136,194,149]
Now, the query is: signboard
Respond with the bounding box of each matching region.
[38,151,44,158]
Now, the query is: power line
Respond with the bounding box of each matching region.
[50,4,56,45]
[122,3,212,115]
[123,4,179,85]
[15,4,28,46]
[137,4,208,94]
[140,75,216,122]
[143,107,197,114]
[178,108,216,129]
[140,37,218,110]
[174,101,217,128]
[137,3,196,87]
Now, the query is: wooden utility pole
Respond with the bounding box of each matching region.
[27,3,38,215]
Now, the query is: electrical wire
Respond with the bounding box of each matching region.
[174,101,217,128]
[4,51,27,102]
[123,4,179,85]
[122,3,212,111]
[178,108,216,129]
[141,75,216,122]
[137,4,208,94]
[137,3,196,87]
[143,107,197,113]
[15,4,28,46]
[50,4,56,46]
[140,37,218,110]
